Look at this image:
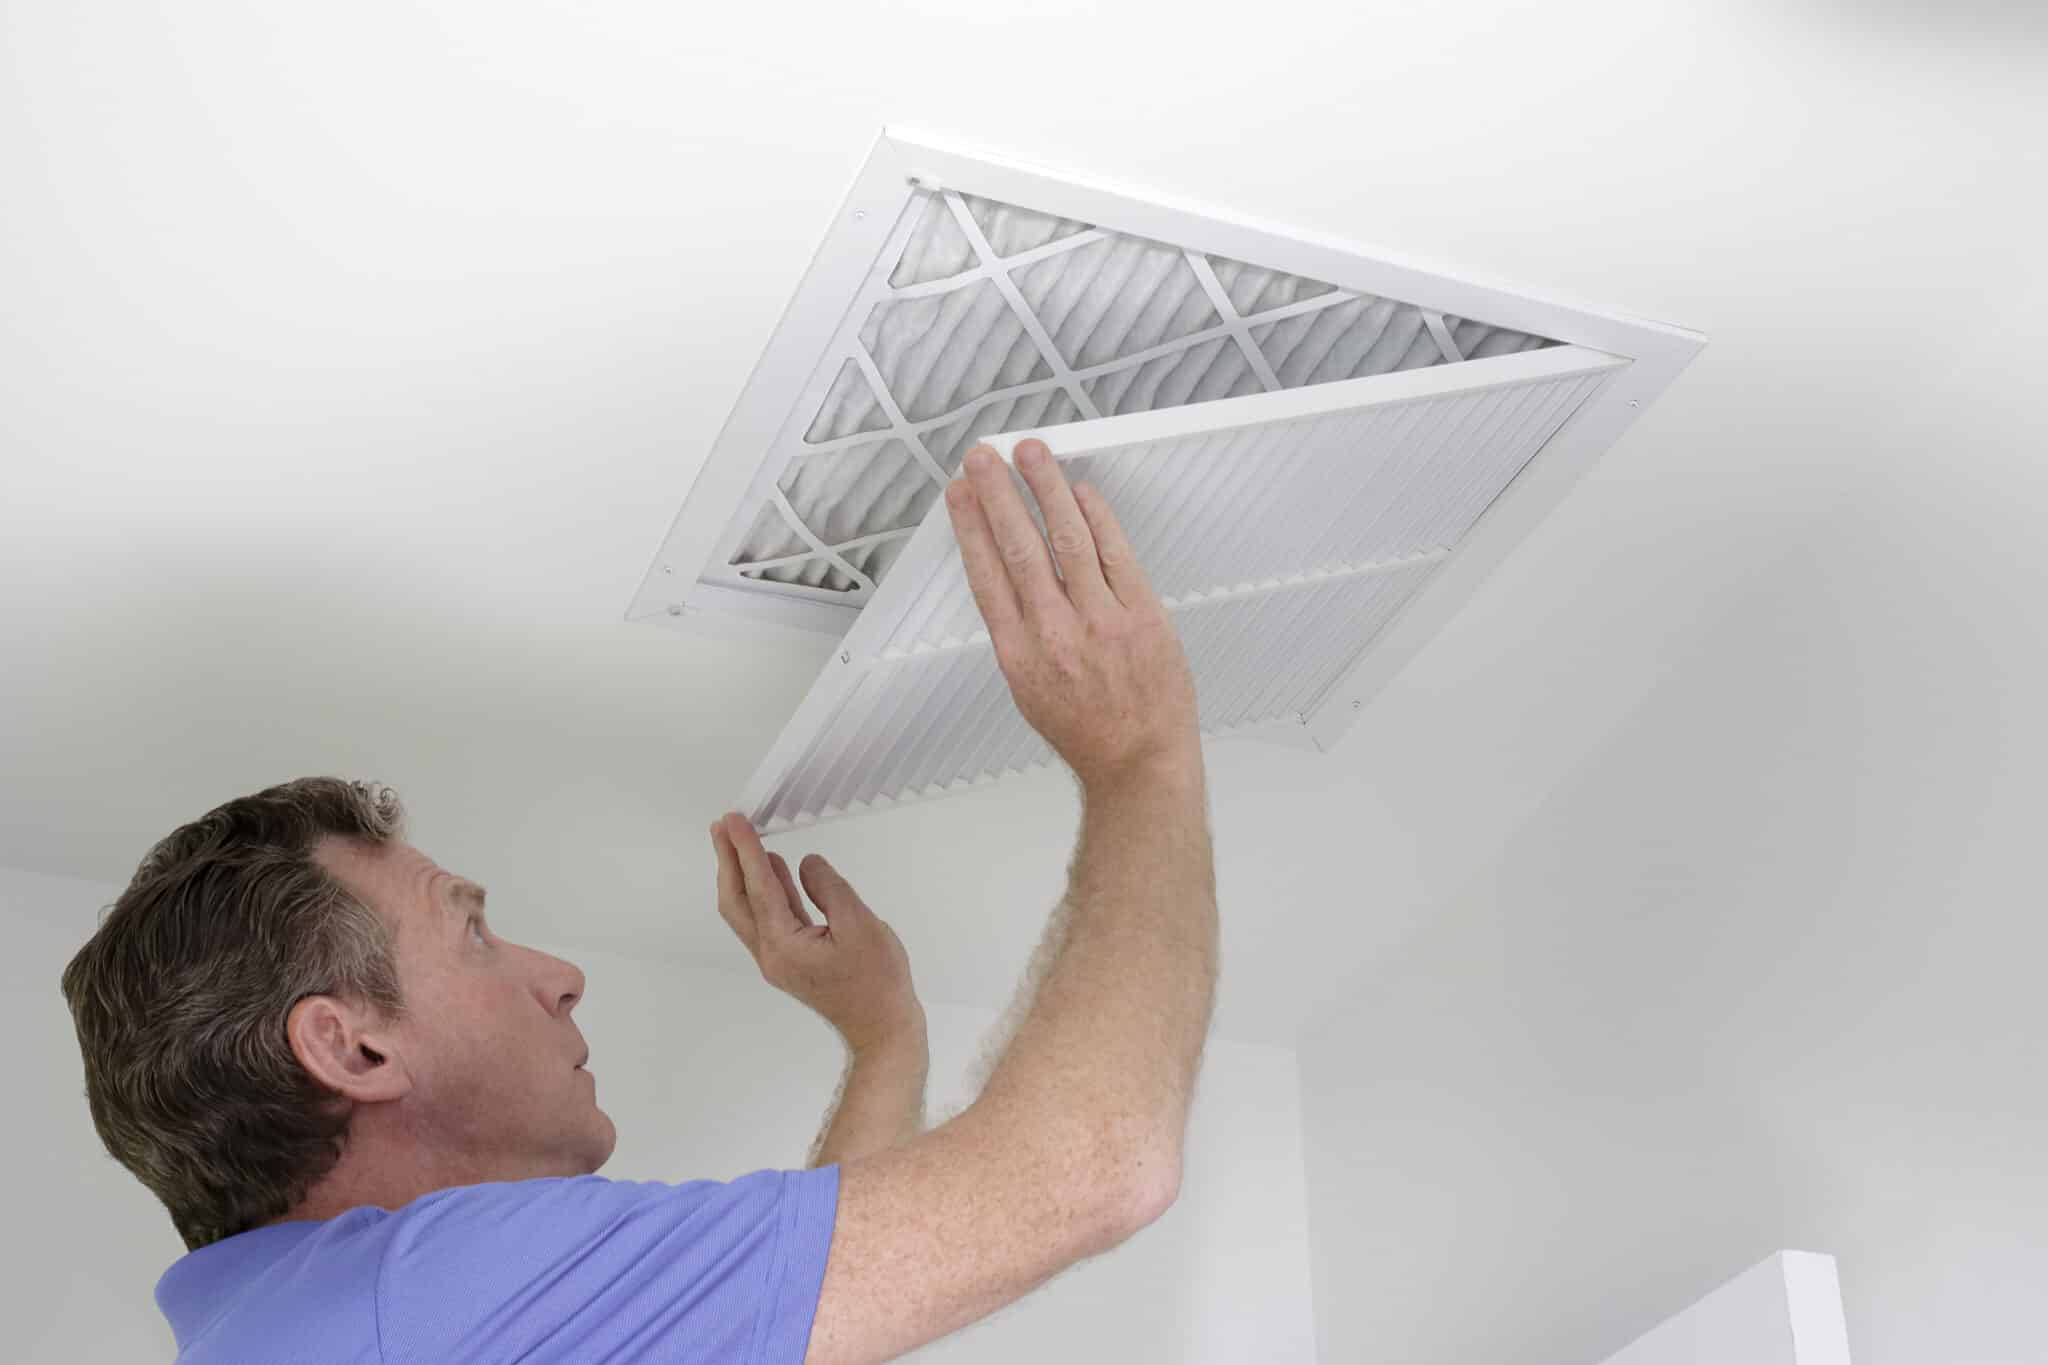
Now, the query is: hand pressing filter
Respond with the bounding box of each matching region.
[708,812,925,1055]
[944,437,1200,792]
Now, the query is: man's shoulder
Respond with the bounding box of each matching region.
[386,1171,761,1232]
[371,1168,839,1364]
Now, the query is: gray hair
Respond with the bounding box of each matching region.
[60,777,408,1251]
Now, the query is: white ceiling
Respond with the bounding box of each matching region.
[3,0,2042,1048]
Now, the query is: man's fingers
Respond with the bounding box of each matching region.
[713,813,808,937]
[960,444,1075,627]
[708,820,757,953]
[1072,479,1155,611]
[1010,439,1118,616]
[945,463,1024,640]
[767,851,813,929]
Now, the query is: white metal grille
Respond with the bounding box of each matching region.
[722,188,1559,600]
[740,346,1622,831]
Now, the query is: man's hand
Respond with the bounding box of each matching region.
[710,812,925,1055]
[945,438,1200,793]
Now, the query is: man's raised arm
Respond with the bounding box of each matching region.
[801,438,1218,1365]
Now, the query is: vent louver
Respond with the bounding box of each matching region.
[740,346,1621,831]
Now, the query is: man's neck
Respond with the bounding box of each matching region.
[265,1140,500,1227]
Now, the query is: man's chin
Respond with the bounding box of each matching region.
[584,1107,618,1172]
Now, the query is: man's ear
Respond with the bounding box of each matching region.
[285,994,412,1104]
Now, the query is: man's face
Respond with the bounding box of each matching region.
[315,836,616,1180]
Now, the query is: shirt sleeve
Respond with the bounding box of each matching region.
[374,1165,840,1365]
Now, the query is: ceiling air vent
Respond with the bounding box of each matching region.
[630,129,1705,831]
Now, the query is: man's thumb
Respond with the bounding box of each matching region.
[799,855,870,927]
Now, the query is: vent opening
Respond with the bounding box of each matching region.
[720,188,1557,602]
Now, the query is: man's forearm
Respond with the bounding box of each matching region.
[807,1027,929,1168]
[973,755,1217,1183]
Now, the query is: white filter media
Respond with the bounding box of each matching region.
[723,188,1558,599]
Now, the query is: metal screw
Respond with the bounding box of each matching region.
[853,210,866,221]
[1351,699,1362,710]
[840,650,851,663]
[667,604,683,617]
[1627,399,1640,409]
[662,565,673,575]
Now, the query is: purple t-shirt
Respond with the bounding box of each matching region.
[154,1166,841,1364]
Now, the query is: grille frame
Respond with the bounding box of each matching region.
[630,128,1701,638]
[627,127,1705,778]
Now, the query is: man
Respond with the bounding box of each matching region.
[62,437,1219,1363]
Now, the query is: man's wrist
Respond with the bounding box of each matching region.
[1080,743,1207,805]
[847,1011,928,1063]
[811,1013,930,1167]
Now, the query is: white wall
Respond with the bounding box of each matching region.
[7,863,1315,1364]
[1296,526,2048,1365]
[1596,1252,1851,1365]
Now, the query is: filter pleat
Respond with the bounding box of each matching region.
[721,189,1559,595]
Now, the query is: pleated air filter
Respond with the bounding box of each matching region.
[630,130,1705,831]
